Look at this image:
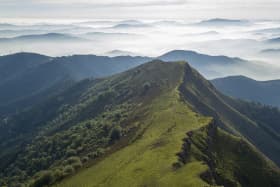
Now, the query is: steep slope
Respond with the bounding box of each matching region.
[0,53,150,116]
[211,75,280,108]
[179,65,280,166]
[57,61,280,187]
[186,124,280,187]
[0,61,279,187]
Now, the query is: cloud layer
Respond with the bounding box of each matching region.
[1,0,280,20]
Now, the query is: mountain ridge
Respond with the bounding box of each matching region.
[212,75,280,107]
[0,61,279,187]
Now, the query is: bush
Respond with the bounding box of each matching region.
[11,183,25,187]
[109,126,122,143]
[31,170,53,187]
[66,156,80,164]
[142,82,151,95]
[81,156,89,163]
[72,162,82,170]
[63,165,75,176]
[98,90,115,101]
[143,82,151,90]
[66,149,77,157]
[53,169,63,181]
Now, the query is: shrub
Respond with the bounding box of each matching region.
[66,156,81,165]
[66,149,77,157]
[31,170,53,187]
[53,169,63,181]
[142,82,152,95]
[102,123,111,135]
[66,157,82,170]
[11,183,25,187]
[63,165,75,176]
[72,162,82,170]
[143,82,151,90]
[81,156,89,163]
[109,126,122,143]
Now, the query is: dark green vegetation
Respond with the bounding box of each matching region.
[187,123,280,187]
[212,75,280,107]
[0,61,279,187]
[0,52,151,116]
[179,67,280,166]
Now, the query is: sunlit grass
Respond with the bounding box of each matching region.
[56,79,211,187]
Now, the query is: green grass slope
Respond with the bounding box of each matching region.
[56,61,280,187]
[1,61,210,186]
[56,80,211,187]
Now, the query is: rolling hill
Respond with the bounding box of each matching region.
[0,33,87,43]
[1,50,280,117]
[0,61,279,187]
[212,75,280,108]
[196,18,250,27]
[0,53,151,116]
[266,37,280,43]
[158,50,280,79]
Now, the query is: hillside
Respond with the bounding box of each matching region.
[2,50,279,117]
[0,61,279,187]
[158,50,280,80]
[0,52,51,81]
[212,75,280,107]
[158,50,246,78]
[0,53,151,116]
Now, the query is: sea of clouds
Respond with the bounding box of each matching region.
[0,18,280,66]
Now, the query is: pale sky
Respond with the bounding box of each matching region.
[1,0,280,20]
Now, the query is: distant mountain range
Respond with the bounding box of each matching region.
[0,53,151,116]
[266,37,280,43]
[196,18,250,26]
[104,50,140,57]
[83,32,143,40]
[158,50,280,79]
[261,48,280,53]
[159,50,243,65]
[212,75,280,108]
[0,33,88,43]
[112,23,152,29]
[1,50,280,116]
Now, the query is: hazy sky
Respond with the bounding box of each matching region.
[1,0,280,20]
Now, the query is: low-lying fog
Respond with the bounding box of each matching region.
[1,18,280,80]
